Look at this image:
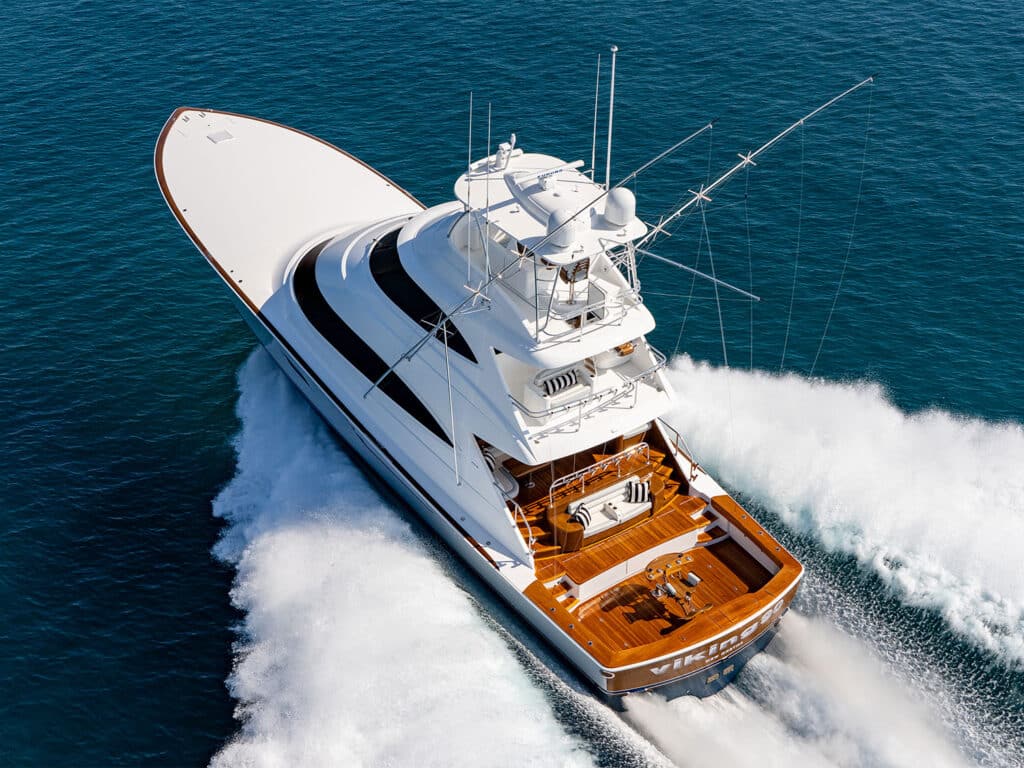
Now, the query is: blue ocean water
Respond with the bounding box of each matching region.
[1,1,1021,766]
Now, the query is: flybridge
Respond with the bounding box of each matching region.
[396,62,874,364]
[368,54,875,463]
[449,146,650,344]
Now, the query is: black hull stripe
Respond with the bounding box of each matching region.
[264,311,497,568]
[368,228,477,363]
[293,239,452,446]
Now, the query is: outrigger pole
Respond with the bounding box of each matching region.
[367,77,875,400]
[638,75,876,251]
[637,247,761,301]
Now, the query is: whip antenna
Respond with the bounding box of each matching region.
[605,44,618,189]
[590,53,601,180]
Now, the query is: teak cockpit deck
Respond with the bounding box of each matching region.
[494,422,801,692]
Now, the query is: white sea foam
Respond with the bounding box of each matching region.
[622,613,971,768]
[665,356,1024,665]
[209,349,593,768]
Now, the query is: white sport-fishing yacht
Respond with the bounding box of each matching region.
[155,71,870,697]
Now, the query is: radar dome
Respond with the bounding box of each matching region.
[547,207,585,248]
[603,187,636,227]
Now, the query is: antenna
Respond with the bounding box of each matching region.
[605,44,618,189]
[466,91,474,183]
[590,53,601,180]
[466,92,473,282]
[441,323,460,485]
[485,102,492,284]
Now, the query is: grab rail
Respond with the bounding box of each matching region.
[548,442,651,508]
[658,419,701,481]
[508,499,537,552]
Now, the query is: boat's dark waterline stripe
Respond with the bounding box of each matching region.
[369,228,477,363]
[293,238,452,446]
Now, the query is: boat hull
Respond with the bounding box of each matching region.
[226,293,622,682]
[157,106,802,700]
[602,619,783,708]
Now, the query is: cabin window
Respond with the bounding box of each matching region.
[369,229,477,363]
[292,239,452,446]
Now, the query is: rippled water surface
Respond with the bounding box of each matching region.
[1,1,1021,765]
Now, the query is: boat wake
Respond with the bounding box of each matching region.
[665,356,1024,668]
[622,613,970,768]
[208,350,594,768]
[207,349,1018,767]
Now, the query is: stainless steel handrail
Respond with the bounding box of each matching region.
[547,442,651,509]
[509,344,668,421]
[508,498,537,552]
[658,419,701,481]
[468,226,640,341]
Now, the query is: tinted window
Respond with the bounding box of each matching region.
[369,229,477,363]
[293,239,451,445]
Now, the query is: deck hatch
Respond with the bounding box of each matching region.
[207,129,234,144]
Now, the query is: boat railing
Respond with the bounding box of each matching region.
[548,442,651,509]
[507,498,537,552]
[509,345,667,428]
[467,216,643,342]
[658,419,701,481]
[491,254,637,336]
[535,283,643,342]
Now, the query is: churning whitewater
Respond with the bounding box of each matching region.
[208,350,593,768]
[206,349,1019,768]
[665,356,1024,667]
[624,613,970,768]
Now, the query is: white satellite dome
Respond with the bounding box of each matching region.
[547,207,585,248]
[603,187,636,227]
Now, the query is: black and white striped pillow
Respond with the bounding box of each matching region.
[482,448,496,472]
[542,370,578,396]
[569,503,591,528]
[626,479,650,504]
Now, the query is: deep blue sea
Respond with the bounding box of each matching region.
[2,1,1022,766]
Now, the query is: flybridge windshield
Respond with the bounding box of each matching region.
[369,228,477,363]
